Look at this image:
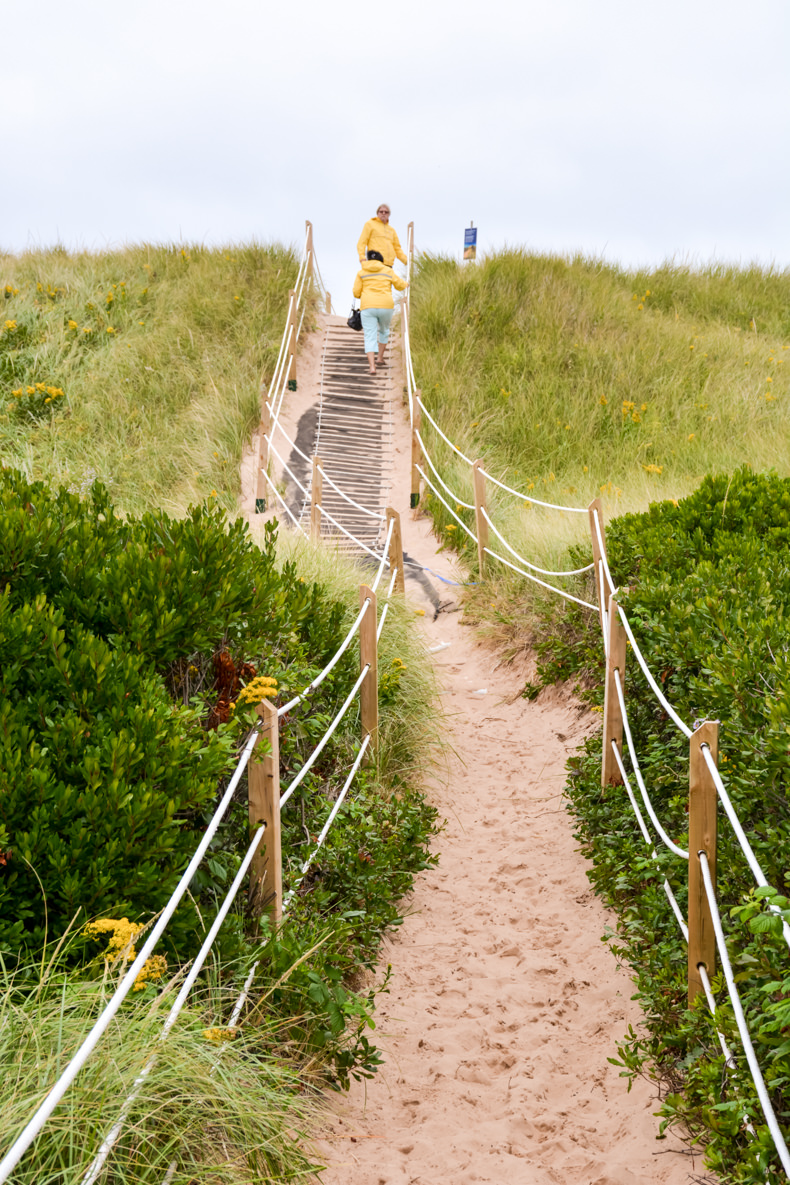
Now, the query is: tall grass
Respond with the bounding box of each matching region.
[409,250,790,647]
[0,243,303,516]
[0,951,321,1183]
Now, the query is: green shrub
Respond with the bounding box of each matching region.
[541,467,790,1181]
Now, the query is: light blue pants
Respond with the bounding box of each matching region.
[361,307,393,354]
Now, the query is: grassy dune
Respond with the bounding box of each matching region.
[0,243,300,516]
[409,251,790,645]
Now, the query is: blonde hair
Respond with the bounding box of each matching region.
[377,203,391,214]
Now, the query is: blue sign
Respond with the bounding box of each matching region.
[463,226,477,260]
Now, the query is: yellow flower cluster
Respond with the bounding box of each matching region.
[3,320,17,331]
[84,917,144,959]
[4,285,19,298]
[236,674,279,706]
[10,383,65,404]
[641,464,663,475]
[203,1026,238,1043]
[133,954,168,991]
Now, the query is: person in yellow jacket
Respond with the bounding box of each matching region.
[357,204,408,268]
[352,250,408,376]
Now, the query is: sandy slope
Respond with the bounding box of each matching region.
[240,315,701,1185]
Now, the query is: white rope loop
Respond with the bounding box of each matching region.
[415,429,475,509]
[316,464,387,521]
[279,663,370,810]
[415,464,478,542]
[259,470,308,537]
[480,507,595,577]
[371,517,395,593]
[698,852,790,1176]
[415,395,475,467]
[278,597,372,717]
[479,465,589,515]
[700,745,790,952]
[282,736,371,913]
[613,668,689,859]
[616,604,693,739]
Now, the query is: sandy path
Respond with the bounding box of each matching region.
[241,317,699,1185]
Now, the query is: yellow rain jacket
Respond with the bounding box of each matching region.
[352,260,407,310]
[357,217,408,266]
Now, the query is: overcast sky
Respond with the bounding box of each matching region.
[3,0,788,303]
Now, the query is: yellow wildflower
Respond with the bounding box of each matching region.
[84,917,143,960]
[106,327,116,334]
[641,464,663,475]
[133,955,168,991]
[203,1027,237,1043]
[688,433,695,441]
[3,320,17,331]
[68,320,78,330]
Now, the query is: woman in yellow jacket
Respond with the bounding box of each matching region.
[357,204,408,267]
[353,250,408,376]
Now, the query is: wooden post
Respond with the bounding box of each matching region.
[325,292,331,314]
[601,592,627,788]
[248,700,282,923]
[359,585,378,758]
[286,289,297,391]
[410,396,422,510]
[406,221,414,273]
[305,220,314,281]
[386,508,406,594]
[310,456,323,542]
[688,720,719,1005]
[254,393,270,513]
[473,460,488,577]
[588,497,605,633]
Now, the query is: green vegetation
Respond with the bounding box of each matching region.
[0,243,300,515]
[409,253,790,1180]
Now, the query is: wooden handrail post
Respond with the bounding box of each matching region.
[325,292,331,314]
[305,220,314,281]
[310,456,323,542]
[248,700,282,924]
[601,592,626,788]
[286,289,297,391]
[254,392,271,513]
[386,507,406,594]
[410,395,422,510]
[688,720,719,1005]
[588,497,606,633]
[473,460,488,577]
[359,585,378,759]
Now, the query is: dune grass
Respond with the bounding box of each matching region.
[0,242,305,517]
[409,250,790,648]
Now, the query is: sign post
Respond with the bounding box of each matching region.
[463,223,477,262]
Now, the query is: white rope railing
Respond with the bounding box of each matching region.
[259,470,308,537]
[415,429,475,509]
[592,508,617,600]
[415,465,478,543]
[314,501,392,566]
[613,668,689,859]
[0,727,262,1185]
[316,464,387,521]
[81,825,267,1184]
[265,435,309,498]
[264,400,312,463]
[480,507,596,578]
[282,736,371,913]
[371,517,395,593]
[415,395,474,466]
[479,465,590,515]
[699,852,790,1176]
[700,745,790,952]
[482,547,599,612]
[279,663,371,810]
[278,598,372,717]
[616,605,693,739]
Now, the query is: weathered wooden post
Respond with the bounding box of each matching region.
[588,497,606,633]
[410,396,423,510]
[325,292,331,314]
[248,700,282,923]
[386,507,406,594]
[359,585,378,759]
[688,720,719,1004]
[254,393,271,513]
[310,456,323,542]
[304,220,314,281]
[286,289,297,391]
[601,591,626,788]
[473,460,488,577]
